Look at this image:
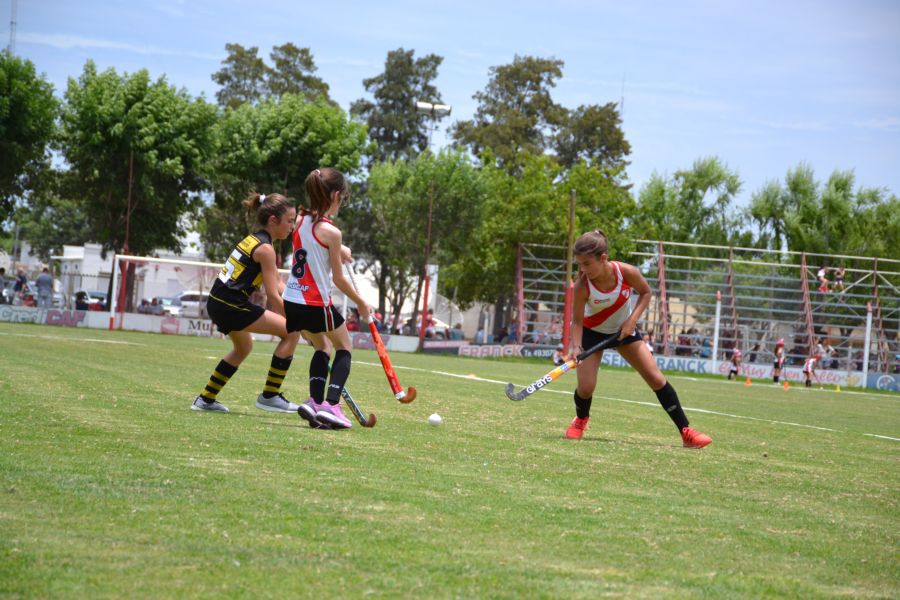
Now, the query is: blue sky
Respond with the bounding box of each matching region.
[4,0,899,206]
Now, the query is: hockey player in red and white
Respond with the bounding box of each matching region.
[803,354,820,388]
[728,347,742,380]
[564,229,712,448]
[278,167,371,430]
[773,338,785,383]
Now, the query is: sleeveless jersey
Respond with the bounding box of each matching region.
[582,261,635,334]
[283,214,333,306]
[210,230,272,304]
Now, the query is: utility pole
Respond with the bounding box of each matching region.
[413,100,451,352]
[8,0,17,54]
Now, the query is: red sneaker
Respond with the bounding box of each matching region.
[681,426,712,449]
[565,416,589,440]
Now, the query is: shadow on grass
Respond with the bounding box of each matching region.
[545,434,673,448]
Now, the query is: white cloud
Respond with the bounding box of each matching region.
[853,117,900,132]
[17,32,219,61]
[752,119,832,132]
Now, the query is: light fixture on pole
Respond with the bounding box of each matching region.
[414,100,451,351]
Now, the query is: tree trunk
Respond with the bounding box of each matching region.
[124,262,137,312]
[493,295,510,341]
[377,267,388,315]
[411,270,424,333]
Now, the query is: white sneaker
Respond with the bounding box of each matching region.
[255,393,300,413]
[191,396,229,413]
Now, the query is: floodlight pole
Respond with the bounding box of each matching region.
[414,100,451,352]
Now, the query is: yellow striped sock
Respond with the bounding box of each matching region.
[200,360,238,402]
[262,355,293,398]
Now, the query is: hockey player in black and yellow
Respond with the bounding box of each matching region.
[191,192,301,414]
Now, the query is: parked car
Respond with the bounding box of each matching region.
[1,280,63,307]
[429,316,452,339]
[73,290,108,311]
[150,296,182,317]
[1,280,19,304]
[178,291,209,318]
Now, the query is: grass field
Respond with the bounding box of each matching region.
[1,321,898,598]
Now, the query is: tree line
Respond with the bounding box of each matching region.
[1,46,898,328]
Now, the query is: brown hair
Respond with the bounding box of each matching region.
[573,229,609,257]
[242,192,293,228]
[303,167,349,221]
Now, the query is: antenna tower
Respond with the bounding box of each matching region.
[8,0,17,54]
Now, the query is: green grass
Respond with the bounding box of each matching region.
[1,321,897,599]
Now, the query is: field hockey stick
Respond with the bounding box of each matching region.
[345,264,417,403]
[505,332,621,401]
[340,386,377,428]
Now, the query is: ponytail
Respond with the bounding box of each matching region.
[241,191,292,228]
[303,167,349,221]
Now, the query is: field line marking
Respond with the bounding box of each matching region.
[356,360,863,436]
[355,359,893,401]
[0,331,146,346]
[666,372,892,400]
[863,433,900,442]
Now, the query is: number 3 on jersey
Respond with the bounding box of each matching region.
[218,249,246,283]
[291,248,308,279]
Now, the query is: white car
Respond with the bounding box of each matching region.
[178,291,209,318]
[150,296,182,317]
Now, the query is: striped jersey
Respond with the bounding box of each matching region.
[803,357,817,373]
[210,230,271,304]
[283,214,333,306]
[582,261,635,334]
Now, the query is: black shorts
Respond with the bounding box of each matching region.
[581,326,643,351]
[207,295,265,335]
[285,302,345,334]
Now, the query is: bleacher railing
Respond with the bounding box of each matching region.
[514,241,899,375]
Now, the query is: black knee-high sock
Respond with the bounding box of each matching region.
[774,375,779,383]
[309,350,330,403]
[654,381,689,430]
[574,391,592,419]
[326,349,351,404]
[200,359,238,403]
[263,355,293,398]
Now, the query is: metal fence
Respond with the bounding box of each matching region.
[635,241,898,373]
[514,240,899,374]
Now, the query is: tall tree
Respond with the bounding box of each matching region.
[446,152,635,334]
[350,48,445,163]
[555,102,631,171]
[212,43,332,109]
[749,164,900,259]
[15,169,91,261]
[632,156,744,248]
[211,43,268,109]
[266,43,331,102]
[0,51,58,219]
[451,55,566,170]
[201,94,368,260]
[60,61,217,255]
[359,150,484,324]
